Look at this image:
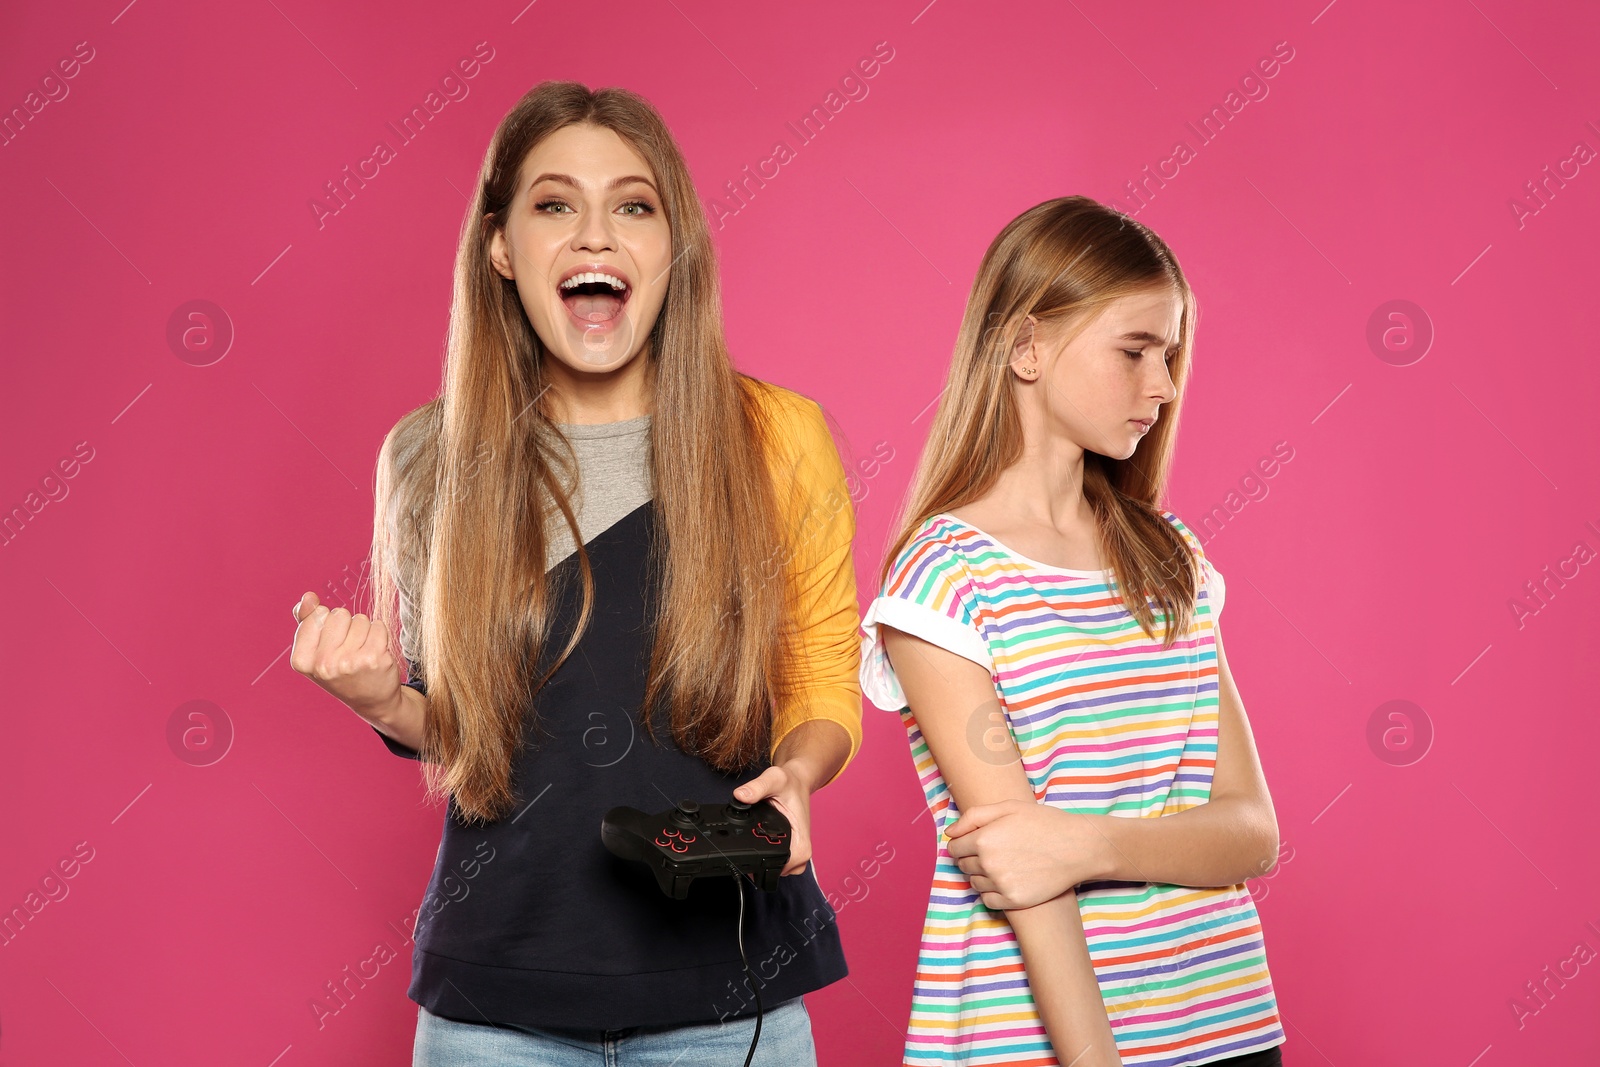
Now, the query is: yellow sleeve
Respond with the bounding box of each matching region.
[761,390,864,786]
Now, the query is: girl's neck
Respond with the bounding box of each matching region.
[981,440,1090,528]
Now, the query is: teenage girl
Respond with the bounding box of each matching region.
[288,81,863,1066]
[860,197,1286,1066]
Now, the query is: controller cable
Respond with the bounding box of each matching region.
[726,857,763,1067]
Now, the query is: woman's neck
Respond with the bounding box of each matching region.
[541,348,656,425]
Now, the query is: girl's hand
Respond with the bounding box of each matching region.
[732,764,814,877]
[945,800,1112,910]
[289,592,404,719]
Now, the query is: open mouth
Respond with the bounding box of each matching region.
[558,269,632,330]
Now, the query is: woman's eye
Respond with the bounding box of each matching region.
[618,200,656,216]
[534,199,571,214]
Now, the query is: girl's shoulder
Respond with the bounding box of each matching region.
[1156,507,1215,566]
[1156,507,1227,614]
[883,514,974,590]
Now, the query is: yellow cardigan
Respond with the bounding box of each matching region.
[748,379,864,785]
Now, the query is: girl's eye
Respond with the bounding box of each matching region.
[534,199,571,214]
[619,199,656,216]
[1125,347,1177,363]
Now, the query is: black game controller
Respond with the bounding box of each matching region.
[601,797,792,899]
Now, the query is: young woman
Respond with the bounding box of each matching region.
[860,197,1286,1067]
[288,81,863,1065]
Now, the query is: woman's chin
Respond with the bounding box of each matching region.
[542,314,640,371]
[551,345,636,375]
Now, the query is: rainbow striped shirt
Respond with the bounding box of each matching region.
[860,511,1285,1067]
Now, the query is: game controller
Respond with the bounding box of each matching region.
[601,797,792,899]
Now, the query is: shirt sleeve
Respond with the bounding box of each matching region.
[859,533,991,711]
[763,393,864,784]
[1161,510,1225,621]
[376,444,429,760]
[1206,557,1226,619]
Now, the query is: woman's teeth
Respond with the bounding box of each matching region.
[559,273,629,325]
[559,272,627,291]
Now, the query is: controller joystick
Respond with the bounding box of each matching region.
[670,799,701,828]
[602,796,792,899]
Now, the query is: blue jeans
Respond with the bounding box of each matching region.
[412,995,819,1066]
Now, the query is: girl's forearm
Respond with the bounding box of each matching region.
[1091,798,1278,888]
[1006,893,1123,1066]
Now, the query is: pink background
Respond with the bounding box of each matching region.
[3,0,1598,1063]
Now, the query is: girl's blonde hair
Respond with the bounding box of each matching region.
[881,195,1203,646]
[367,81,803,824]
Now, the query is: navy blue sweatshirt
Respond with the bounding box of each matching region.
[372,416,848,1031]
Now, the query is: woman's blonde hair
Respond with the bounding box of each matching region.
[881,196,1204,646]
[367,81,802,824]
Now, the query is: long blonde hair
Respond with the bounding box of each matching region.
[881,196,1203,646]
[366,82,802,824]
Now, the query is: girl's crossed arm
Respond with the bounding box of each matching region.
[945,620,1280,896]
[1090,622,1279,888]
[881,624,1124,1067]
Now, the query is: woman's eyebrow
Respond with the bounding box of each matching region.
[528,173,659,194]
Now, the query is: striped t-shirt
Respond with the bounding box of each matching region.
[859,510,1285,1067]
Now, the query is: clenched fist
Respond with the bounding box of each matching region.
[290,592,404,721]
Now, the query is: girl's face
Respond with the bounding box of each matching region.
[489,123,674,377]
[1012,287,1182,460]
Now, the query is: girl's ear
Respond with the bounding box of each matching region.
[1011,314,1037,362]
[1009,314,1040,378]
